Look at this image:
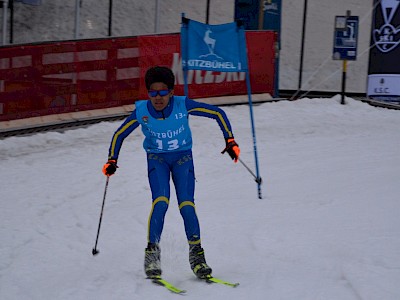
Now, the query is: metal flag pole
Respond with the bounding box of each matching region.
[74,0,80,39]
[2,0,9,46]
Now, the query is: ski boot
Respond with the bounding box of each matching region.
[144,243,161,278]
[189,244,212,279]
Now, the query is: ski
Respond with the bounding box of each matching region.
[148,276,186,294]
[203,275,240,287]
[147,274,238,294]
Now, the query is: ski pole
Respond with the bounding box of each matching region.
[92,176,110,256]
[238,158,262,185]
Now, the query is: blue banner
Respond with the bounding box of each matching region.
[181,18,248,72]
[263,0,282,32]
[234,0,282,32]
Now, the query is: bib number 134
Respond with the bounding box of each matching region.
[156,139,186,150]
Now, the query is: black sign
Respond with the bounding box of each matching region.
[367,0,400,101]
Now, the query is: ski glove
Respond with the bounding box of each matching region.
[102,159,118,176]
[221,138,240,163]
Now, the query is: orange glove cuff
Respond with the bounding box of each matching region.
[222,138,240,163]
[102,159,118,176]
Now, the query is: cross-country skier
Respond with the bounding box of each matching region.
[102,66,240,279]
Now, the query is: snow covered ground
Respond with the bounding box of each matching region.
[1,96,400,299]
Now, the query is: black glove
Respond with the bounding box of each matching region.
[221,138,240,163]
[102,159,118,176]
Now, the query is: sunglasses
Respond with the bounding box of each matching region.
[148,89,170,97]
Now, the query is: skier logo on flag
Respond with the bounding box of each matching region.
[181,18,248,72]
[201,29,223,60]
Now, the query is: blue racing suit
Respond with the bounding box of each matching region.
[108,95,234,245]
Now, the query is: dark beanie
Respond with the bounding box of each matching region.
[145,66,175,90]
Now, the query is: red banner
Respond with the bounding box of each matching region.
[0,38,140,121]
[138,31,276,99]
[0,32,276,122]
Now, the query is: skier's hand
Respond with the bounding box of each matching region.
[221,138,240,163]
[102,159,118,176]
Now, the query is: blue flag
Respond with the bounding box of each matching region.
[180,17,262,199]
[181,17,248,72]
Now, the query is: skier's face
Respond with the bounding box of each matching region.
[148,82,173,111]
